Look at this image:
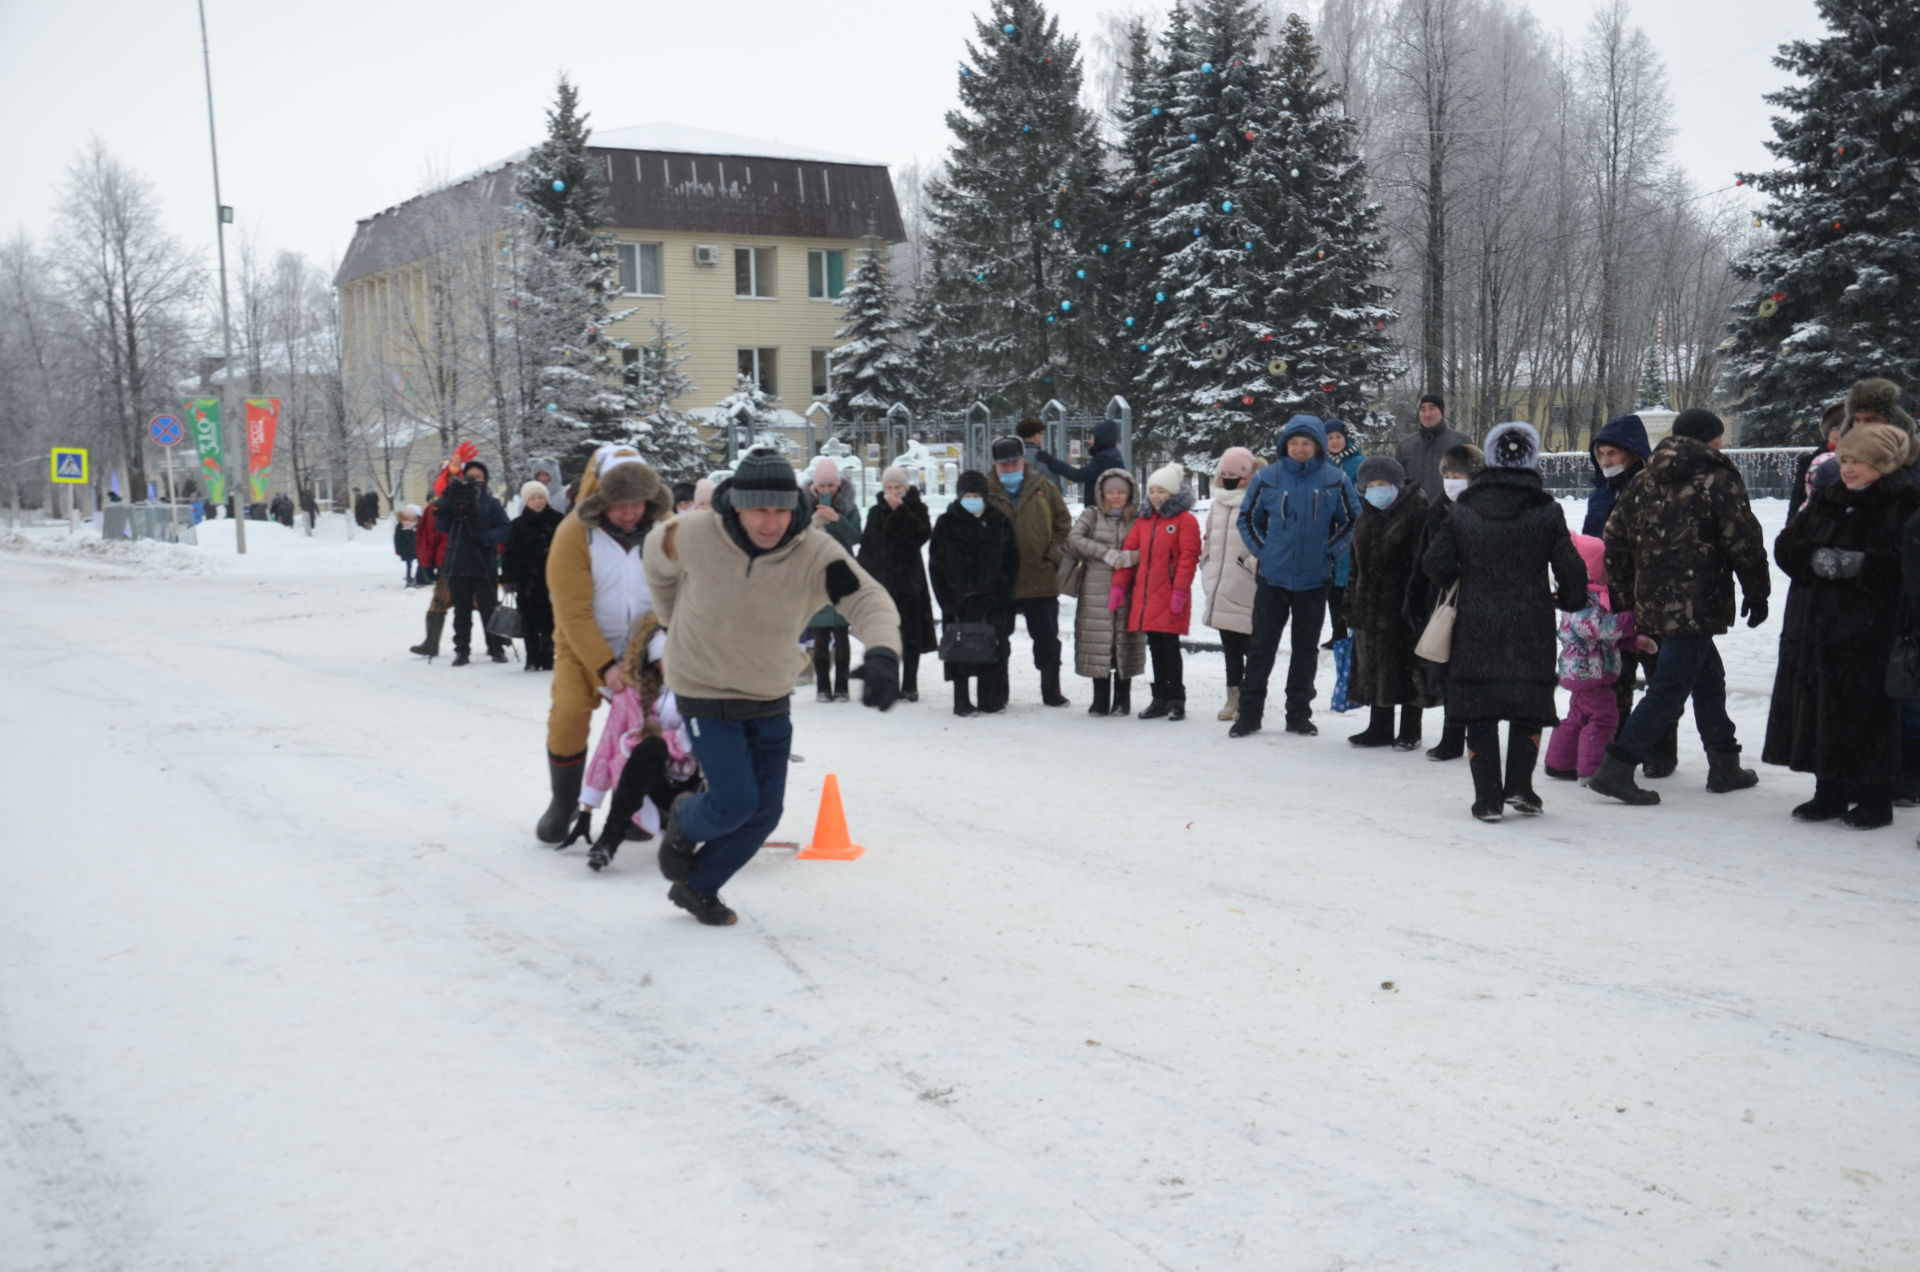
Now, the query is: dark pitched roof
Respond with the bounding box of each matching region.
[335,127,904,288]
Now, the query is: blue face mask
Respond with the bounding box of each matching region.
[1364,485,1398,510]
[998,471,1023,492]
[960,496,986,516]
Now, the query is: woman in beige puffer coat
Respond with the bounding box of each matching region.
[1067,468,1147,716]
[1201,447,1264,721]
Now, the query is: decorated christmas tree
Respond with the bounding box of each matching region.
[1719,0,1920,444]
[922,0,1112,412]
[828,235,916,419]
[1637,347,1668,411]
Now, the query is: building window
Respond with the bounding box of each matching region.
[617,242,663,295]
[738,347,778,396]
[735,247,775,298]
[807,250,846,300]
[811,349,832,399]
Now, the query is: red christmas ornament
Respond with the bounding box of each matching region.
[1771,291,1787,302]
[1734,177,1744,186]
[1213,402,1224,410]
[1241,394,1255,406]
[1200,321,1210,330]
[1321,384,1335,393]
[1245,131,1256,141]
[1260,333,1274,343]
[1375,320,1386,330]
[1045,56,1053,63]
[1838,145,1846,154]
[1835,220,1845,230]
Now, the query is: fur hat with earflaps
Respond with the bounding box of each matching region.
[576,455,672,528]
[1485,422,1541,471]
[1843,377,1919,444]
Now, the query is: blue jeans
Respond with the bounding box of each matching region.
[1616,635,1736,760]
[680,713,793,896]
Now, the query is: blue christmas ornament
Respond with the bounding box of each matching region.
[1152,107,1162,116]
[1023,125,1032,133]
[1075,269,1086,279]
[1061,300,1073,312]
[1201,62,1214,73]
[1125,317,1136,327]
[1155,291,1167,302]
[1189,133,1199,142]
[1244,241,1254,250]
[546,404,558,412]
[1123,240,1134,249]
[1003,22,1016,34]
[1052,218,1063,229]
[1047,314,1056,323]
[975,272,986,281]
[1192,227,1203,236]
[552,180,565,192]
[1222,200,1234,212]
[1099,244,1110,254]
[1138,343,1151,352]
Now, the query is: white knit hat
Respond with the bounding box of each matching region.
[520,480,550,503]
[1147,461,1184,495]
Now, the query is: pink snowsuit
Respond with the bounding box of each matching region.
[581,686,696,835]
[1546,584,1641,778]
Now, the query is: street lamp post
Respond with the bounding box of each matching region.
[198,0,246,554]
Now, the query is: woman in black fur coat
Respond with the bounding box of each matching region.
[1764,423,1920,829]
[1424,423,1588,822]
[857,468,940,702]
[929,471,1020,716]
[503,481,565,670]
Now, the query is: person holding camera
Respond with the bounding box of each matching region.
[433,459,512,667]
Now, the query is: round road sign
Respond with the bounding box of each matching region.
[149,413,183,447]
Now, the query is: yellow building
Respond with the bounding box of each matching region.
[334,123,906,494]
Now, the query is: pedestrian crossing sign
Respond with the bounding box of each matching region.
[51,448,89,484]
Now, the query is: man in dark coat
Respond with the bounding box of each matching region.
[1582,414,1652,537]
[1395,394,1472,502]
[1037,419,1128,508]
[984,436,1073,706]
[1423,423,1587,820]
[930,470,1021,715]
[857,467,939,702]
[1591,409,1772,805]
[433,459,513,666]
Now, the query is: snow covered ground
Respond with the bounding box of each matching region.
[2,502,1916,1271]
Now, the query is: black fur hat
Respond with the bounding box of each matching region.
[1485,422,1540,471]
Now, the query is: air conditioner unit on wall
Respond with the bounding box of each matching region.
[693,244,721,266]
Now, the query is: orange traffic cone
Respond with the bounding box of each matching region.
[796,773,865,861]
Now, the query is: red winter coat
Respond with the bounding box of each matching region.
[1114,491,1202,636]
[416,504,447,569]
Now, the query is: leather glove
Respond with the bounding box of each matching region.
[1169,591,1188,615]
[851,647,900,712]
[1108,584,1127,611]
[1742,595,1770,628]
[1811,548,1865,580]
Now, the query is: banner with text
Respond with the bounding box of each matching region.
[184,398,226,504]
[245,398,281,502]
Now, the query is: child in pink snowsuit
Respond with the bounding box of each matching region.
[569,612,699,872]
[1546,534,1655,781]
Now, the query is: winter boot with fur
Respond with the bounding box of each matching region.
[536,753,586,844]
[1393,704,1423,752]
[1791,780,1849,823]
[1217,686,1241,722]
[410,612,445,661]
[1088,675,1112,717]
[1468,742,1505,823]
[1348,705,1396,747]
[1704,746,1759,793]
[1590,745,1661,806]
[1112,677,1133,717]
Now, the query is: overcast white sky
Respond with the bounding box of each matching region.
[0,0,1821,276]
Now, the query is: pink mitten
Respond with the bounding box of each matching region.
[1108,584,1126,611]
[1169,591,1188,615]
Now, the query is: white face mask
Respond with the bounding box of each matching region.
[1601,463,1627,479]
[1443,478,1469,502]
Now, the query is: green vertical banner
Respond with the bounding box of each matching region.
[185,398,226,504]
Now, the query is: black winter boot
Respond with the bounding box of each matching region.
[656,791,700,881]
[1393,704,1423,751]
[1704,746,1759,793]
[410,611,445,660]
[536,753,586,844]
[1643,722,1680,779]
[1590,745,1661,805]
[1166,690,1186,722]
[668,881,737,926]
[1112,678,1133,717]
[1229,707,1262,738]
[953,679,977,717]
[1791,780,1849,823]
[1348,705,1395,747]
[1897,739,1920,807]
[1427,721,1465,762]
[1040,666,1069,707]
[1503,728,1544,816]
[1843,783,1894,830]
[1088,676,1111,717]
[450,651,472,667]
[1140,682,1172,720]
[1468,739,1505,822]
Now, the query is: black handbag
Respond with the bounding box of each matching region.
[939,620,1000,666]
[487,593,524,641]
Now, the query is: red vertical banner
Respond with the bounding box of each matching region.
[245,398,280,503]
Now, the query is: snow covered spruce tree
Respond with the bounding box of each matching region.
[923,0,1112,412]
[509,76,647,469]
[627,319,707,481]
[709,374,784,468]
[1720,0,1920,444]
[828,234,916,419]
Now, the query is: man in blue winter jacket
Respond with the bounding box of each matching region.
[1230,415,1358,738]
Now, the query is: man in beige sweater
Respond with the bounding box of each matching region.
[643,448,902,926]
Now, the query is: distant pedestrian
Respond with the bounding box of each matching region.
[394,504,420,586]
[1394,395,1471,502]
[1200,447,1262,722]
[1069,468,1146,716]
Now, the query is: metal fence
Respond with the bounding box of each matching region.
[1537,447,1808,500]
